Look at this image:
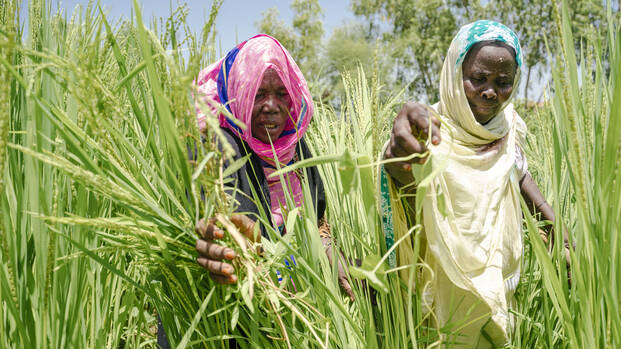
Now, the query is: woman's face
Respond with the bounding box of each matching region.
[251,69,292,144]
[462,43,517,125]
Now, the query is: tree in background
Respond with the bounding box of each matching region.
[256,0,324,78]
[352,0,481,101]
[351,0,612,102]
[323,22,389,99]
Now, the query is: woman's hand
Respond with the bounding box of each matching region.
[195,215,257,284]
[321,236,355,301]
[384,102,442,186]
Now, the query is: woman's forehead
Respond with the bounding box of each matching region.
[258,68,288,89]
[463,43,517,72]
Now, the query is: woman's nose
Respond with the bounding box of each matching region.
[481,87,497,100]
[261,95,279,112]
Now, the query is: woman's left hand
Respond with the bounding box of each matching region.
[195,215,257,285]
[322,237,355,301]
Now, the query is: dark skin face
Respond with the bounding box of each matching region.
[462,42,517,125]
[251,68,292,144]
[383,42,517,185]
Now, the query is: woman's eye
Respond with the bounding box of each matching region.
[498,80,513,87]
[255,93,264,101]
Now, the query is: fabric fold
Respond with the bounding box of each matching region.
[380,20,527,347]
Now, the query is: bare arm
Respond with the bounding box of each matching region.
[519,172,570,248]
[319,219,355,301]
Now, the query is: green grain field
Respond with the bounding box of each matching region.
[0,0,619,347]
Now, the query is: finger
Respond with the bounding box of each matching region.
[392,120,426,156]
[339,276,355,302]
[430,118,442,145]
[390,137,411,158]
[384,147,411,171]
[390,135,428,165]
[412,112,438,146]
[411,111,430,136]
[230,214,256,240]
[197,257,235,276]
[209,272,238,285]
[205,223,224,240]
[391,137,426,160]
[196,219,223,240]
[196,240,236,260]
[404,103,429,131]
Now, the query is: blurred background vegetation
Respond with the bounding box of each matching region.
[1,0,620,347]
[257,0,619,105]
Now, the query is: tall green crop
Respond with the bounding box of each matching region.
[1,0,619,348]
[513,1,621,348]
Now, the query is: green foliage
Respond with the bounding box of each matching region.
[325,23,374,78]
[323,22,392,102]
[1,0,620,348]
[352,0,481,100]
[256,0,324,77]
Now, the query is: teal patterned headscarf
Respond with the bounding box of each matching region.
[454,20,523,68]
[436,20,523,146]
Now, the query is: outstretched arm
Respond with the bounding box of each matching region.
[319,219,355,301]
[519,172,571,250]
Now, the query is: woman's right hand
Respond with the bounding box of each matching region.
[384,102,442,186]
[195,215,256,284]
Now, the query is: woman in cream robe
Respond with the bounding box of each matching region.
[380,20,562,348]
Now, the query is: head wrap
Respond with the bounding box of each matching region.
[195,35,313,228]
[195,34,314,167]
[439,20,523,146]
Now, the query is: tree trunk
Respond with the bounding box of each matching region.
[524,65,532,104]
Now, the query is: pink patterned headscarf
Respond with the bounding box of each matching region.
[195,34,314,228]
[195,34,313,166]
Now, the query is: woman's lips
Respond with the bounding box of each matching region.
[476,101,498,112]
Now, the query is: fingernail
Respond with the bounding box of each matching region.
[404,164,411,171]
[225,251,235,259]
[432,136,439,144]
[230,275,238,283]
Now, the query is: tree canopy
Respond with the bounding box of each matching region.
[257,0,616,103]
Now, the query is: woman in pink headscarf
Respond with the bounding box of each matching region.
[192,35,353,296]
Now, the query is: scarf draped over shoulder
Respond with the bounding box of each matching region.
[380,20,527,346]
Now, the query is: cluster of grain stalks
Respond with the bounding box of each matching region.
[0,0,619,348]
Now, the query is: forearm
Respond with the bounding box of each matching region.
[520,172,555,224]
[520,172,570,247]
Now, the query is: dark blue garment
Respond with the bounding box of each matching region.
[215,127,326,235]
[158,128,326,347]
